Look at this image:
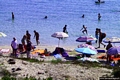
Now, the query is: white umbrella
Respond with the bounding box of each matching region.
[0,32,7,37]
[103,37,120,43]
[51,32,69,47]
[103,37,120,46]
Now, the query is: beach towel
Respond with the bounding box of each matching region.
[31,49,44,54]
[61,52,69,57]
[54,54,62,60]
[0,49,10,53]
[97,50,106,53]
[78,57,99,62]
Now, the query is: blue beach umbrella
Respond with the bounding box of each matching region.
[75,48,97,55]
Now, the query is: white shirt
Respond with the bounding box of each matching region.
[11,40,18,49]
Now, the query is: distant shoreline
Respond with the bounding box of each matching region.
[0,45,77,53]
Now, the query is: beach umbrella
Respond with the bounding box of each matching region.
[75,47,97,55]
[78,44,97,52]
[103,37,120,46]
[103,37,120,43]
[76,35,96,42]
[107,46,120,55]
[0,32,7,37]
[51,32,69,47]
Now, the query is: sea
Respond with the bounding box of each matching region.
[0,0,120,47]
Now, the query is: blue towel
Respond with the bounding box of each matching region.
[97,50,106,53]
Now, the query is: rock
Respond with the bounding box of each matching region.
[7,59,15,64]
[16,67,22,71]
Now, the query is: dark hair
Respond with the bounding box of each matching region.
[108,41,111,43]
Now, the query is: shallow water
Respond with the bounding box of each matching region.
[0,0,120,47]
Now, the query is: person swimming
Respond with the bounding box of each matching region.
[82,14,84,18]
[44,16,47,19]
[98,13,101,20]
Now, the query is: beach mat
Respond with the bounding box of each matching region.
[31,49,44,54]
[97,50,106,53]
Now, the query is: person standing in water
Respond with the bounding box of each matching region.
[98,13,101,20]
[12,12,14,20]
[80,25,87,34]
[63,25,68,34]
[98,0,101,3]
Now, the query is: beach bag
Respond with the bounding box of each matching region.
[101,33,106,39]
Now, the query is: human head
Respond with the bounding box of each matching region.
[108,41,111,44]
[83,25,85,27]
[26,30,28,33]
[13,37,16,41]
[34,30,36,33]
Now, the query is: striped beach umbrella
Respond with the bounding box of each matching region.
[76,35,96,42]
[51,32,69,47]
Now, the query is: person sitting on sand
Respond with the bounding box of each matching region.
[106,41,112,50]
[80,25,87,34]
[106,41,113,62]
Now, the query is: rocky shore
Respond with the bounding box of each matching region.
[0,56,112,80]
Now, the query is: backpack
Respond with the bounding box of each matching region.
[101,33,106,39]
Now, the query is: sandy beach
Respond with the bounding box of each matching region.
[0,45,114,80]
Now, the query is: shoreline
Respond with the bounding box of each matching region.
[0,45,78,52]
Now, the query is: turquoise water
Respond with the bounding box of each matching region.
[0,0,120,47]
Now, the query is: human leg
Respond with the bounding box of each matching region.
[27,51,30,58]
